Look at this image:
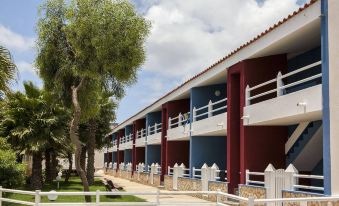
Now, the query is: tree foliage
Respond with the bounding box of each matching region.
[0,45,17,98]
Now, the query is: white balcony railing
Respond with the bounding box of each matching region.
[136,128,146,139]
[245,61,322,106]
[113,139,117,146]
[192,98,227,122]
[148,122,162,135]
[168,112,190,129]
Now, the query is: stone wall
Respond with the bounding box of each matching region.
[177,177,202,198]
[282,190,326,206]
[150,174,161,187]
[164,175,173,191]
[239,185,266,206]
[120,171,132,179]
[208,181,228,202]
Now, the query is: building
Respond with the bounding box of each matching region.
[104,0,339,199]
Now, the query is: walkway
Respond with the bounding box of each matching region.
[103,175,216,205]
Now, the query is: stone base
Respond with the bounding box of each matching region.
[239,185,266,206]
[283,190,327,206]
[208,181,228,202]
[120,171,132,179]
[164,175,173,191]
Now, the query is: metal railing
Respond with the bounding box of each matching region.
[148,122,162,136]
[192,98,227,122]
[168,112,190,129]
[245,170,265,186]
[245,61,322,106]
[293,174,324,192]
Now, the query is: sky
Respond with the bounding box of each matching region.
[0,0,309,123]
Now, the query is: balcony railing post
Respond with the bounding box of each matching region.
[154,123,157,134]
[178,113,183,126]
[245,169,249,185]
[148,125,151,136]
[193,107,196,122]
[208,100,213,117]
[277,71,283,97]
[245,85,250,106]
[168,117,172,129]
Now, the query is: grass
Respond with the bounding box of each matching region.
[3,176,145,205]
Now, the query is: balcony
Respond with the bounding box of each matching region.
[191,98,227,136]
[112,139,117,152]
[136,128,146,147]
[147,122,162,145]
[167,112,190,141]
[119,134,133,150]
[243,61,322,125]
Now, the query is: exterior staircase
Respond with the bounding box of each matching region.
[286,121,322,170]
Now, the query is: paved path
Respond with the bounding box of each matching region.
[103,175,216,205]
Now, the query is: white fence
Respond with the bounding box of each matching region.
[170,163,226,191]
[2,186,339,206]
[246,164,324,200]
[148,123,162,135]
[192,98,227,122]
[168,112,190,129]
[245,61,322,106]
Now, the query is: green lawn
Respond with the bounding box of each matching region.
[3,177,145,205]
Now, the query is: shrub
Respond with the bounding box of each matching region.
[0,139,26,188]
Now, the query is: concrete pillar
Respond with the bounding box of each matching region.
[322,0,339,195]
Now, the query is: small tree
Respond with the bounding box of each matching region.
[36,0,150,199]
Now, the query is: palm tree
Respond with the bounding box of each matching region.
[0,82,70,189]
[0,45,17,97]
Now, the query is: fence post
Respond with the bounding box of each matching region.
[216,189,221,204]
[208,100,213,117]
[34,190,41,206]
[248,197,255,206]
[277,71,283,97]
[264,164,276,201]
[96,190,100,206]
[245,85,250,106]
[210,163,219,181]
[193,107,197,122]
[0,186,2,206]
[156,189,160,206]
[285,164,298,191]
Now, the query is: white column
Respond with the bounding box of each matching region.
[264,164,276,200]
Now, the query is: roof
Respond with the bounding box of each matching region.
[110,0,319,134]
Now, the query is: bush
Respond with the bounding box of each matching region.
[0,139,26,188]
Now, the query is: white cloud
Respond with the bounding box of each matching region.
[142,0,309,78]
[16,61,37,74]
[0,25,35,52]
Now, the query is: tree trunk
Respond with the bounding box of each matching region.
[65,152,73,183]
[51,151,58,180]
[31,152,43,190]
[69,79,91,202]
[80,146,87,172]
[45,149,52,183]
[86,120,97,185]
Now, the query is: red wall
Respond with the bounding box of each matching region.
[135,147,146,164]
[227,54,288,193]
[132,119,146,171]
[161,99,190,180]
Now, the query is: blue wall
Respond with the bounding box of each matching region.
[146,145,161,166]
[146,111,162,134]
[125,125,133,136]
[124,149,132,164]
[286,47,321,94]
[190,136,227,171]
[190,84,227,121]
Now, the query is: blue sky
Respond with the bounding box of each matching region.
[0,0,308,123]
